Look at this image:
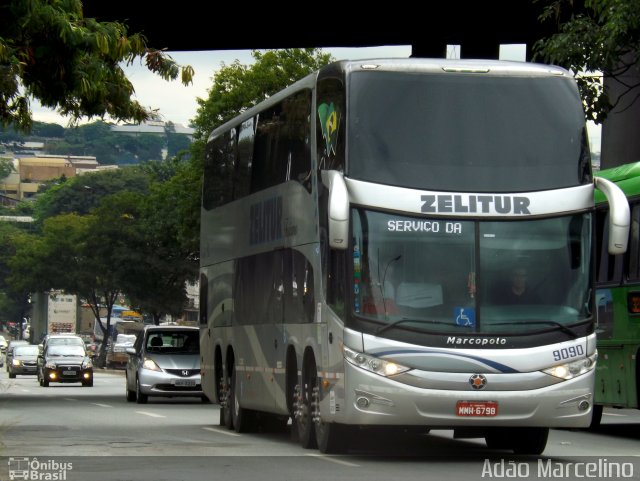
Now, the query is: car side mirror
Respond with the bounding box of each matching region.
[125,347,137,356]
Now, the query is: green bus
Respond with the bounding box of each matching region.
[593,161,640,426]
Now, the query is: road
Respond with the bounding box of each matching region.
[0,369,639,481]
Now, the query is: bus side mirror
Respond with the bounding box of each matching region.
[595,177,630,255]
[321,170,349,249]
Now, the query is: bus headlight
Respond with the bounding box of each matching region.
[343,346,410,377]
[543,353,597,380]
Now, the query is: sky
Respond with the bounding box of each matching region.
[30,44,602,153]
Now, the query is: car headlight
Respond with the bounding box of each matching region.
[12,359,21,367]
[142,358,162,372]
[45,361,57,369]
[543,353,597,380]
[82,359,93,369]
[343,346,411,377]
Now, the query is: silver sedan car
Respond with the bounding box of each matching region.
[125,325,203,403]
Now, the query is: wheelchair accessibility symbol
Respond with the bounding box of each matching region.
[455,307,476,327]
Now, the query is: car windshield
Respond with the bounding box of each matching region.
[145,331,198,354]
[48,337,84,346]
[48,345,86,357]
[14,345,39,356]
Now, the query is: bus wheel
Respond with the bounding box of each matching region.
[316,419,348,454]
[220,375,233,429]
[589,405,603,429]
[231,367,256,433]
[511,427,548,455]
[294,362,318,449]
[484,428,511,450]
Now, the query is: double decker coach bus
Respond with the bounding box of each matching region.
[592,161,640,427]
[199,58,630,454]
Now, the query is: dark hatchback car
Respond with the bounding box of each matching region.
[8,344,39,378]
[38,343,93,387]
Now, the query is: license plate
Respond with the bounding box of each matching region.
[456,401,498,417]
[62,370,77,376]
[173,379,196,387]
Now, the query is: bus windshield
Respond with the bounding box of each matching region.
[347,71,591,192]
[350,209,593,336]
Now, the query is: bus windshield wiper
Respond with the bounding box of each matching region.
[490,320,578,339]
[376,317,452,335]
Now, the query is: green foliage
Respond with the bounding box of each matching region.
[0,0,194,132]
[0,156,14,179]
[534,0,640,123]
[2,48,333,332]
[192,49,333,150]
[42,121,168,165]
[183,48,332,247]
[33,167,150,222]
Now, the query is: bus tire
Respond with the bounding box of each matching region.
[511,427,548,455]
[484,428,511,450]
[296,359,318,449]
[221,373,233,429]
[231,367,256,433]
[316,422,347,454]
[589,404,603,429]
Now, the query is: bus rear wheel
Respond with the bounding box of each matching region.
[295,361,318,449]
[231,367,256,433]
[220,374,233,429]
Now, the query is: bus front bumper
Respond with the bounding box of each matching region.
[325,362,594,429]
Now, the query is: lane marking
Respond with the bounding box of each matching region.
[135,411,166,418]
[92,403,112,408]
[64,398,77,401]
[603,412,628,417]
[304,453,360,467]
[202,427,241,437]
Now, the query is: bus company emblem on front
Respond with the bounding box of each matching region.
[469,374,487,390]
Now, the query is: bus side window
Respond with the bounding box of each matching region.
[251,90,312,194]
[596,209,624,284]
[316,77,345,173]
[627,202,640,281]
[235,117,255,199]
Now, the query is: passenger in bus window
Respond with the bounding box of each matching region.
[495,267,541,305]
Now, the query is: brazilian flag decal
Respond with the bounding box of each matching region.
[318,102,340,156]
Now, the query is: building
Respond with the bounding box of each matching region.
[0,154,105,202]
[110,120,194,138]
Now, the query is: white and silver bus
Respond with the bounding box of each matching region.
[199,58,629,454]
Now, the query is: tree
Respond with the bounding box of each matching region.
[0,156,14,179]
[192,49,333,148]
[0,0,194,131]
[533,0,640,123]
[8,211,125,366]
[0,223,31,337]
[33,167,150,222]
[181,48,333,258]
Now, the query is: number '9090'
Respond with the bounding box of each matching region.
[552,345,584,361]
